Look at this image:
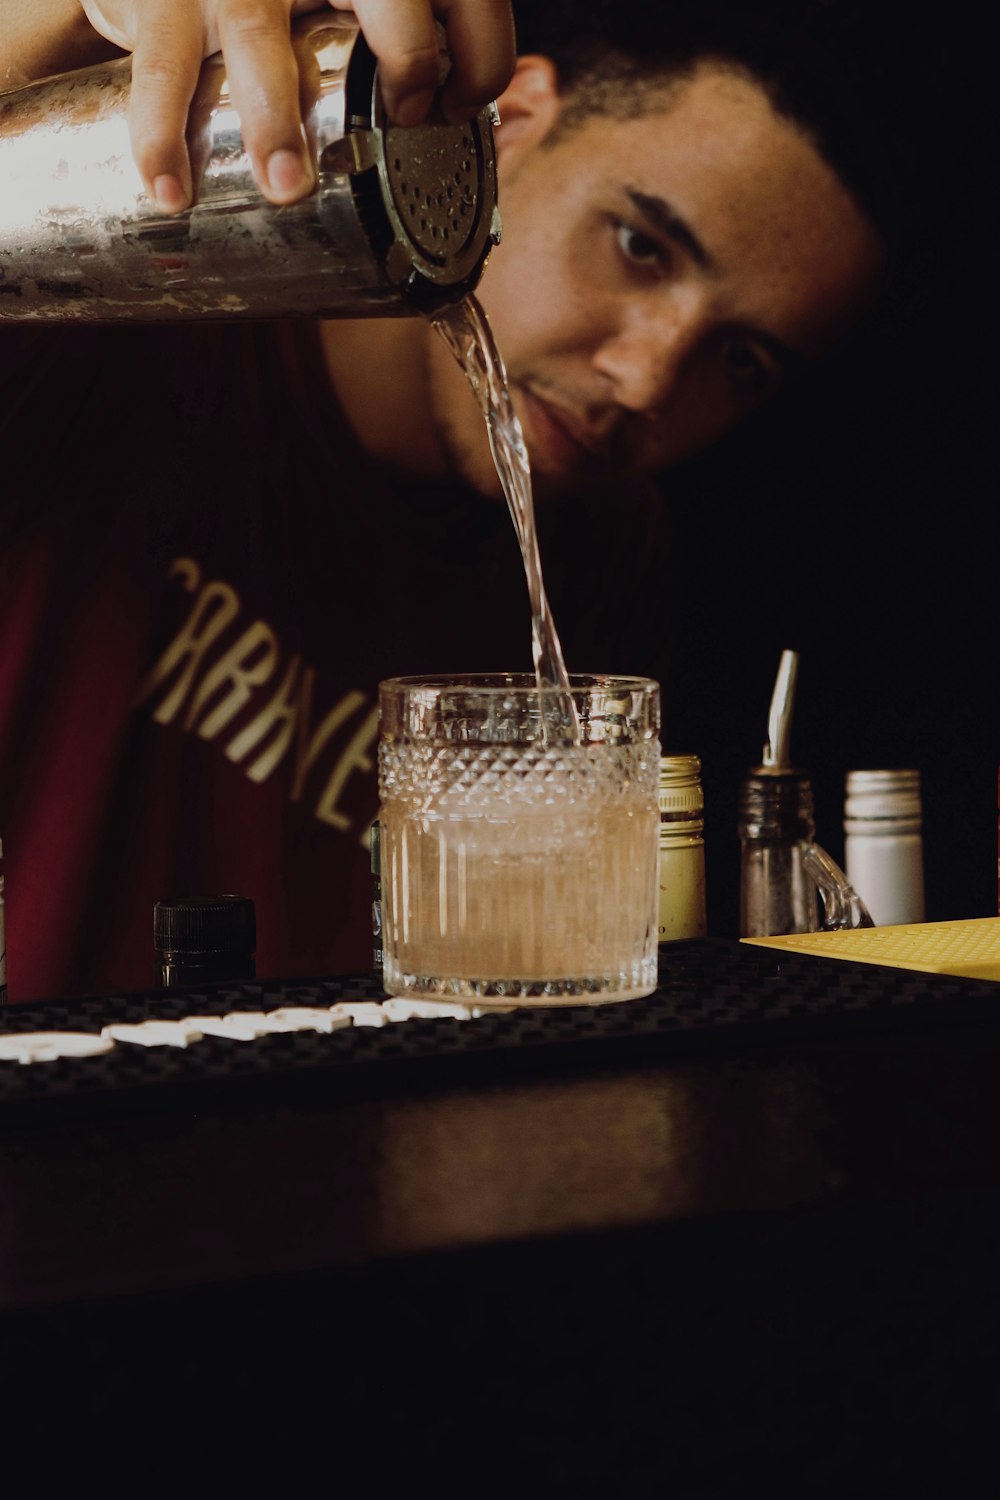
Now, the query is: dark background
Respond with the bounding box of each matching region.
[661,271,995,935]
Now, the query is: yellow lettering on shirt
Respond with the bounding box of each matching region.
[184,620,279,738]
[225,652,305,781]
[314,706,380,830]
[226,662,372,802]
[290,685,368,803]
[133,560,241,725]
[137,558,381,836]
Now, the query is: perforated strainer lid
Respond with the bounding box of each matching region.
[342,32,501,310]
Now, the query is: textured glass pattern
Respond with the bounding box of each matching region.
[378,677,660,1004]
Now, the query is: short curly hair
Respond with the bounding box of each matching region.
[512,0,930,256]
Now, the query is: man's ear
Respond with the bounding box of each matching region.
[494,55,563,165]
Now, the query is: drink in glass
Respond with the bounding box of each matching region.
[378,674,660,1004]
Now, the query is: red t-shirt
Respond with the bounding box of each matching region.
[0,320,673,1001]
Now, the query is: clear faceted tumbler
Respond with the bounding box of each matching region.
[377,674,661,1004]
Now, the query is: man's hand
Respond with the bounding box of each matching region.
[79,1,516,213]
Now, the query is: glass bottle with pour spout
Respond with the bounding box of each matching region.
[738,650,873,937]
[0,11,501,323]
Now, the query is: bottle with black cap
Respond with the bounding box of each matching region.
[154,895,256,989]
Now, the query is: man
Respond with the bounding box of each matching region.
[0,2,895,1000]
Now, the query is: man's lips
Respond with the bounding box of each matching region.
[518,386,611,473]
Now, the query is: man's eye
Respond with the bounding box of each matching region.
[614,222,663,267]
[722,338,772,389]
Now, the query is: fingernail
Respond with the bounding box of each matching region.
[265,149,313,199]
[392,88,436,127]
[153,174,188,214]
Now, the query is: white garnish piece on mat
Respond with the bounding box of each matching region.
[330,1001,388,1027]
[0,1030,116,1064]
[264,1007,353,1033]
[102,1021,202,1049]
[217,1010,307,1036]
[180,1014,261,1041]
[382,998,476,1021]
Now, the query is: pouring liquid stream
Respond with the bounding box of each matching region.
[432,295,581,743]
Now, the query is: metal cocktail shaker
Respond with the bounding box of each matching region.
[0,10,501,322]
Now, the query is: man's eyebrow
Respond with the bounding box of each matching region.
[625,186,808,373]
[625,187,714,270]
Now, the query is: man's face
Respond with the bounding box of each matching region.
[425,59,885,499]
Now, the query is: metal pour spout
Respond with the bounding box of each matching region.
[761,649,799,770]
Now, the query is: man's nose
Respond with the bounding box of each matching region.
[592,292,706,416]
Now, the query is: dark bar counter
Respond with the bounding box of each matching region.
[2,940,999,1492]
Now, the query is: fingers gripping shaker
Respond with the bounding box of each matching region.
[0,12,501,322]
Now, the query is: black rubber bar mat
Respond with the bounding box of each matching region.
[1,939,999,1127]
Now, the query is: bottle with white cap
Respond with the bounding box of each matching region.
[843,770,926,926]
[658,755,707,942]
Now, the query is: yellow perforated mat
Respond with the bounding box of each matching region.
[742,917,1000,980]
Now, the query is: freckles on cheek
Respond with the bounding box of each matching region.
[500,270,566,358]
[531,242,598,347]
[565,238,615,334]
[481,218,593,368]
